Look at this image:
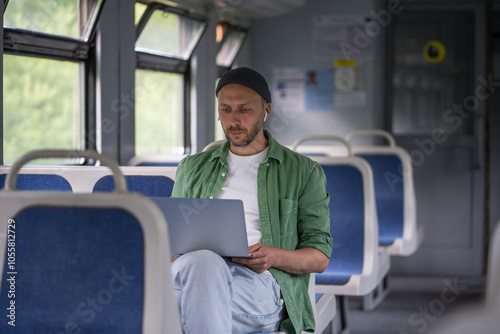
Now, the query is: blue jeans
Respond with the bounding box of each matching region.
[171,250,285,334]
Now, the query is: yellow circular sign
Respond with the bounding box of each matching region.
[423,40,446,63]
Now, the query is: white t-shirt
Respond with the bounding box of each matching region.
[218,148,269,246]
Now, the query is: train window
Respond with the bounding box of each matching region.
[3,0,103,164]
[135,2,148,25]
[135,4,206,60]
[214,79,225,141]
[216,22,248,68]
[135,2,207,154]
[3,0,103,42]
[214,114,225,141]
[3,56,81,165]
[135,70,184,155]
[214,22,248,142]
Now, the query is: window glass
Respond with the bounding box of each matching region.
[214,113,225,141]
[135,2,147,25]
[214,79,225,141]
[136,8,205,60]
[135,70,184,155]
[3,55,81,165]
[4,0,103,41]
[216,29,247,68]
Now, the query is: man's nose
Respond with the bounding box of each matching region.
[229,111,241,126]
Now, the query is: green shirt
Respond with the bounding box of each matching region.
[171,130,333,334]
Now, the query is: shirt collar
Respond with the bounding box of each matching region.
[208,130,283,165]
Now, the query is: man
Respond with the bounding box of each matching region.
[171,67,333,334]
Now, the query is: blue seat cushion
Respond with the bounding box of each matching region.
[356,154,404,246]
[0,174,72,191]
[316,165,365,286]
[0,207,145,333]
[136,162,179,167]
[93,175,174,197]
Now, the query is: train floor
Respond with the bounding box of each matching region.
[345,275,485,334]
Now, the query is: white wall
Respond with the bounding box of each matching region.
[250,0,387,146]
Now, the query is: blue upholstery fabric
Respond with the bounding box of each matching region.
[356,154,404,246]
[0,174,72,191]
[315,165,364,286]
[93,175,174,197]
[135,162,179,167]
[0,207,145,333]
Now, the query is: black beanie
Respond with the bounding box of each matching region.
[215,67,272,103]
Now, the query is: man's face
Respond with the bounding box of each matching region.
[217,83,269,148]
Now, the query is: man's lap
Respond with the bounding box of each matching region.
[171,250,285,333]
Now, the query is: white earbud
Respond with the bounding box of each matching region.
[263,113,268,122]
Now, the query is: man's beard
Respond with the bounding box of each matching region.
[224,121,263,147]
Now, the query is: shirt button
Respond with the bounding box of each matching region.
[222,172,226,177]
[267,163,270,166]
[209,196,213,199]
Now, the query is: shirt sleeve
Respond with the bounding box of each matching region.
[171,157,189,198]
[296,162,333,258]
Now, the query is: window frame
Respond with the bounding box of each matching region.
[216,21,249,77]
[134,1,208,154]
[2,0,105,163]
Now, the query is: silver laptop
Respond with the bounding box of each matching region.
[149,197,251,258]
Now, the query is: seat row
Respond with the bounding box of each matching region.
[292,129,422,256]
[1,124,498,332]
[0,149,335,333]
[0,129,424,333]
[0,150,181,334]
[129,129,423,329]
[290,130,424,332]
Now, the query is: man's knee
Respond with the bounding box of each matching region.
[172,249,229,277]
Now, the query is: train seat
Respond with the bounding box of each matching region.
[0,172,72,191]
[92,166,177,197]
[0,158,82,192]
[346,129,423,256]
[315,158,388,295]
[0,150,182,333]
[127,154,187,166]
[0,165,178,196]
[424,220,500,334]
[292,136,390,296]
[292,135,391,334]
[0,162,141,194]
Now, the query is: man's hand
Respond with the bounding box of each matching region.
[232,243,329,275]
[232,243,276,273]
